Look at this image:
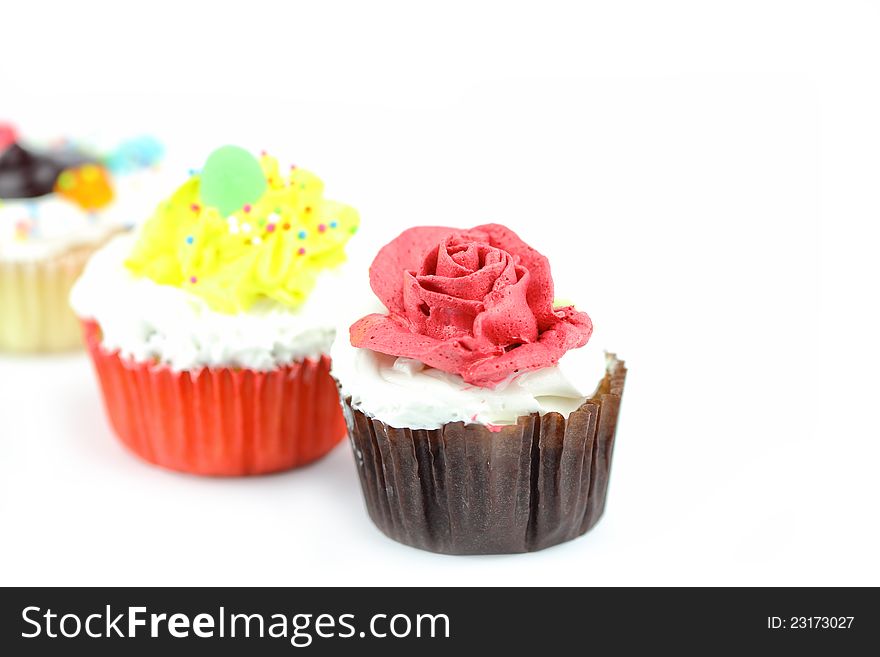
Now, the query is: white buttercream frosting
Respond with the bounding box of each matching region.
[0,196,118,260]
[330,296,609,430]
[70,233,347,370]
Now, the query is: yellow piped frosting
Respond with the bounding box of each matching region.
[126,153,359,314]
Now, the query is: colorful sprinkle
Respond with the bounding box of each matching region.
[185,235,194,245]
[318,223,327,233]
[297,247,306,255]
[283,223,291,231]
[297,230,307,239]
[243,204,252,213]
[189,276,198,284]
[14,220,31,240]
[190,203,200,212]
[266,223,276,233]
[329,221,338,229]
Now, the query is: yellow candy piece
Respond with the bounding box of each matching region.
[54,164,115,210]
[126,153,359,314]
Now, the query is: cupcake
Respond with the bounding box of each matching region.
[70,145,359,476]
[0,124,162,352]
[332,224,626,554]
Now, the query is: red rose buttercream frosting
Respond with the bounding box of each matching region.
[350,223,593,387]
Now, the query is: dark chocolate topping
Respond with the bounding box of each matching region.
[0,143,91,200]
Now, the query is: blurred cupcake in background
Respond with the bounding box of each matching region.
[71,145,359,476]
[332,223,626,554]
[0,123,163,352]
[100,135,166,211]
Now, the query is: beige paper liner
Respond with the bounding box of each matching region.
[0,242,102,352]
[342,356,626,554]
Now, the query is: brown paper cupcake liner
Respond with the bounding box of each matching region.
[0,242,100,352]
[342,355,626,555]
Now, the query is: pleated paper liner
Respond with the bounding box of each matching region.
[342,356,626,554]
[82,320,347,476]
[0,243,99,352]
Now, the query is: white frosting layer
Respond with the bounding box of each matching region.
[71,233,347,371]
[331,298,609,430]
[0,196,119,260]
[0,168,167,262]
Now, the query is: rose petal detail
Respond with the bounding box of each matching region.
[471,223,558,328]
[353,224,593,386]
[369,226,456,315]
[403,271,483,339]
[463,312,593,386]
[472,265,538,347]
[351,313,492,377]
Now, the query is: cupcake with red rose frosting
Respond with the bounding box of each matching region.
[71,145,359,476]
[332,224,626,554]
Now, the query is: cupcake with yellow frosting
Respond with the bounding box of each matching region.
[71,145,359,476]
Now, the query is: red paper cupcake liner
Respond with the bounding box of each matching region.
[82,320,346,476]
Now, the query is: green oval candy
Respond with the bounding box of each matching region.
[198,145,267,216]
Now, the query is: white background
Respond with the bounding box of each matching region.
[1,0,878,586]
